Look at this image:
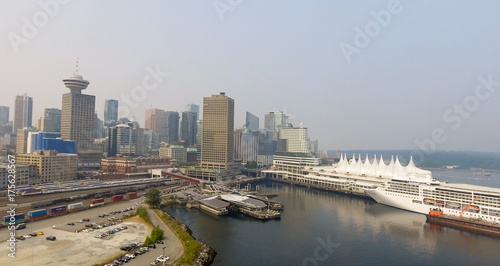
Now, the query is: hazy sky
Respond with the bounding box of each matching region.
[1,1,499,152]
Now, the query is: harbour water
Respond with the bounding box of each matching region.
[164,169,500,265]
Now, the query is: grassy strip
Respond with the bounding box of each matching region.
[137,206,152,225]
[153,209,202,265]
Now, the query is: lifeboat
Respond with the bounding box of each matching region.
[429,208,443,216]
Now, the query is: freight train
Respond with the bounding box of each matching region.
[5,192,139,226]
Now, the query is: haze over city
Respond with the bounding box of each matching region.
[1,0,499,152]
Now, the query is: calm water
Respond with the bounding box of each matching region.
[164,170,500,266]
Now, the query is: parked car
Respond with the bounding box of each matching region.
[83,218,90,222]
[156,240,164,244]
[156,255,169,262]
[67,222,75,226]
[36,232,44,235]
[46,236,56,241]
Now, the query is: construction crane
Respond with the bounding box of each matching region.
[460,195,481,218]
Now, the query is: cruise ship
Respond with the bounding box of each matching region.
[265,154,500,223]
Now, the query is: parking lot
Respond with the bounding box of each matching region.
[0,200,176,266]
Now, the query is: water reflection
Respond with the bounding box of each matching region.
[165,180,499,265]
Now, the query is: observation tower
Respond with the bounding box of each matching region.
[62,59,89,93]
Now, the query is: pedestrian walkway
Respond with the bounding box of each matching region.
[147,208,184,262]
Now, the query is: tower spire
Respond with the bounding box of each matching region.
[75,58,79,75]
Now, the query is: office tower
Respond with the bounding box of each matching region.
[245,112,259,132]
[186,104,199,120]
[162,111,179,143]
[145,108,164,134]
[234,128,259,163]
[94,114,104,139]
[201,92,234,170]
[16,127,36,154]
[0,106,9,125]
[264,111,289,140]
[258,129,276,165]
[181,111,197,146]
[277,124,310,154]
[61,70,95,151]
[13,94,33,133]
[38,108,61,132]
[196,120,202,161]
[104,99,118,125]
[107,122,145,157]
[310,139,319,155]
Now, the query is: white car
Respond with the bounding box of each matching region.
[156,255,169,262]
[126,254,136,259]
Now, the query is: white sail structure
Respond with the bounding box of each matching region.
[333,154,433,180]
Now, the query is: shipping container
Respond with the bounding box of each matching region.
[111,195,124,202]
[3,213,25,226]
[31,199,54,208]
[28,209,47,217]
[90,198,104,204]
[68,202,84,211]
[90,198,105,207]
[49,205,67,215]
[126,192,138,199]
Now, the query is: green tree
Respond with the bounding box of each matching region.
[245,161,258,169]
[145,188,161,208]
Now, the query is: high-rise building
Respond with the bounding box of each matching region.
[162,111,179,143]
[94,114,104,139]
[107,122,146,157]
[37,108,61,132]
[61,71,95,151]
[277,124,310,154]
[16,127,36,154]
[181,111,197,146]
[186,104,199,120]
[0,106,9,126]
[104,99,118,125]
[145,108,164,135]
[13,94,33,133]
[234,128,259,163]
[264,111,288,139]
[245,112,259,132]
[196,120,202,162]
[201,92,234,171]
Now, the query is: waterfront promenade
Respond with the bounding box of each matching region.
[147,208,184,262]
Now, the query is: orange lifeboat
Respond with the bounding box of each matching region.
[429,208,443,216]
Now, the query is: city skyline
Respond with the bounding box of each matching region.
[1,1,500,152]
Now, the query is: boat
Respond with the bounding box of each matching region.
[365,165,500,223]
[426,208,500,238]
[474,169,492,176]
[265,154,500,224]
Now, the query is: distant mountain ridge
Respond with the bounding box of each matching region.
[327,150,500,170]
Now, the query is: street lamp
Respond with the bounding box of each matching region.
[162,246,166,266]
